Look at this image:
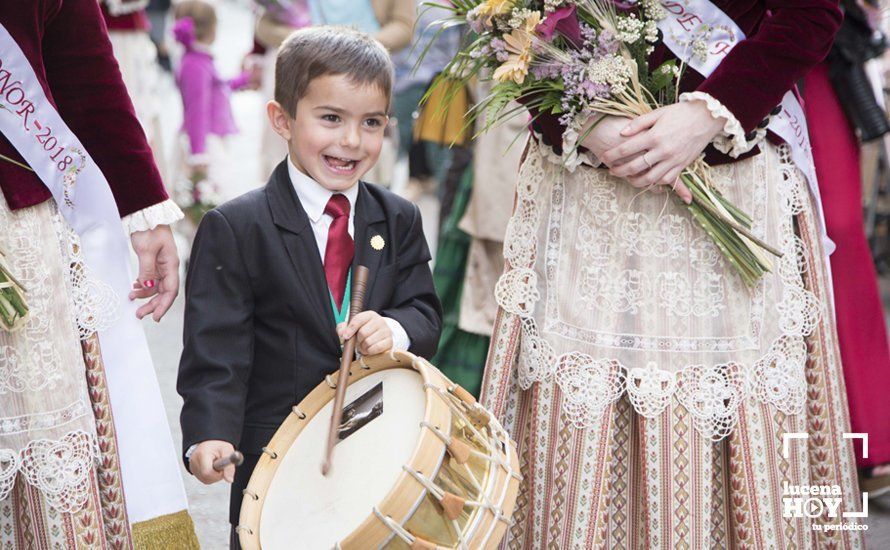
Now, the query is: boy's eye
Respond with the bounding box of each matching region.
[364,118,383,128]
[321,114,340,123]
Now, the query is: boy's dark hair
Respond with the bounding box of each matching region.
[275,26,394,117]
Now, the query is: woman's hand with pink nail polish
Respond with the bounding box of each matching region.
[129,224,180,321]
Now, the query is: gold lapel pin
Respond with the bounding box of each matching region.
[370,234,385,251]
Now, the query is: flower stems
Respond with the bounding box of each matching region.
[0,252,28,331]
[680,171,782,287]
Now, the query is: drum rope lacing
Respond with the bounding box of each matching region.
[368,357,518,548]
[373,507,466,549]
[422,384,521,481]
[261,446,278,459]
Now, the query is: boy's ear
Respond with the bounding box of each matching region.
[267,100,293,140]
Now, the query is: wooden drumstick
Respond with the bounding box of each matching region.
[321,265,370,476]
[212,451,245,472]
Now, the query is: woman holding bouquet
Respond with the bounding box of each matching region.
[476,0,866,546]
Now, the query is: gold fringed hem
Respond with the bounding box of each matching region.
[132,510,200,550]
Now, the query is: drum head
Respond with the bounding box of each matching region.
[259,367,426,549]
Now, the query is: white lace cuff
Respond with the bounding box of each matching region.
[680,91,766,158]
[121,199,184,234]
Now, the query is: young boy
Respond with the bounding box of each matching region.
[177,27,443,545]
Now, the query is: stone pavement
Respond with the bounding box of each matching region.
[142,1,890,547]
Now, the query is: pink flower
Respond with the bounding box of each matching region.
[536,6,582,47]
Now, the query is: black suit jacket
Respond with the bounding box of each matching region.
[177,161,442,523]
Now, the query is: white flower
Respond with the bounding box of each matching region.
[692,39,708,62]
[616,14,644,43]
[644,20,658,43]
[508,8,540,31]
[587,54,634,95]
[544,0,565,11]
[641,0,666,20]
[195,179,223,206]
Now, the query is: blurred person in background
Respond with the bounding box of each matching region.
[390,0,461,200]
[251,0,313,178]
[101,0,169,184]
[171,0,259,229]
[804,0,890,497]
[253,0,415,180]
[146,0,173,71]
[433,84,526,397]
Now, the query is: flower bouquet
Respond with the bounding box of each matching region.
[425,0,781,285]
[0,248,28,332]
[177,165,223,227]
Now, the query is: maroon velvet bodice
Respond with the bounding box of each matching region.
[0,0,167,217]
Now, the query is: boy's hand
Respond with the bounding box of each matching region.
[189,440,236,484]
[337,311,393,355]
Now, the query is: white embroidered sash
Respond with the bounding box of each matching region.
[656,0,834,254]
[0,24,188,522]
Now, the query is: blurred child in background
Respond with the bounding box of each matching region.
[172,0,258,226]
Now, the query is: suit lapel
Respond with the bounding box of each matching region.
[266,162,341,355]
[353,182,387,310]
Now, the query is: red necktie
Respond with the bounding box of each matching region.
[324,194,354,309]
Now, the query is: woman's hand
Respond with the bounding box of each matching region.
[578,115,633,159]
[599,100,726,204]
[129,225,180,322]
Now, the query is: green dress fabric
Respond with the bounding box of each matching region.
[431,167,490,397]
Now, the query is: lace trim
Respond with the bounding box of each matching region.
[121,199,184,234]
[680,91,766,158]
[0,430,96,512]
[0,449,16,502]
[496,140,818,440]
[0,401,91,436]
[51,214,119,339]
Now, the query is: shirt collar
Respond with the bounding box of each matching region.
[287,156,358,223]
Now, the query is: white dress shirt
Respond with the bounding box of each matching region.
[287,157,410,351]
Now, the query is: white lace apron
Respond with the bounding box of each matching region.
[497,139,822,441]
[0,193,116,511]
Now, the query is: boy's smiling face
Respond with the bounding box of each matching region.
[269,74,389,192]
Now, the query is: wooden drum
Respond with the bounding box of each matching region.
[238,350,521,549]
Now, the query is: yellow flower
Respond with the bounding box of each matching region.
[475,0,513,23]
[523,11,542,33]
[493,30,532,84]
